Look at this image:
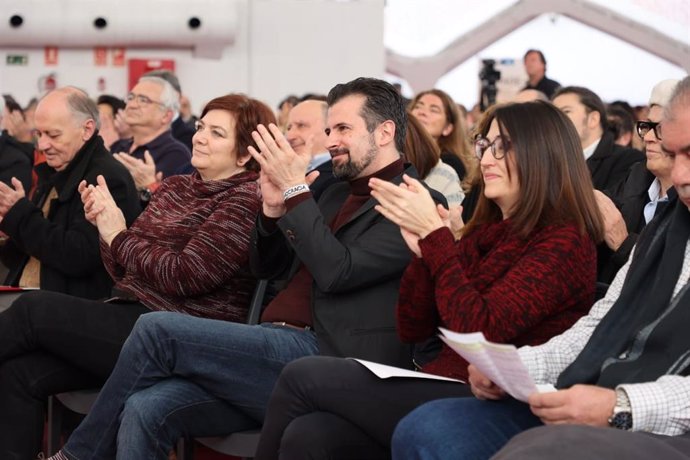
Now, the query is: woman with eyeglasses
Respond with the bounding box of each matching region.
[252,101,604,460]
[594,79,680,284]
[1,94,272,459]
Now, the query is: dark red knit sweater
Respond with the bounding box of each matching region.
[397,220,596,381]
[101,171,261,322]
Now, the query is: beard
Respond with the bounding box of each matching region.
[331,135,378,180]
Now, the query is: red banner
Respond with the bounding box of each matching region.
[94,47,107,66]
[44,46,58,65]
[112,47,126,67]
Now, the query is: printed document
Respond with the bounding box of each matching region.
[438,328,555,402]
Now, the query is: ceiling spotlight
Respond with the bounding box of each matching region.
[94,17,108,29]
[9,15,23,28]
[188,17,201,29]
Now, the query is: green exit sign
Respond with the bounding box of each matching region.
[6,55,28,65]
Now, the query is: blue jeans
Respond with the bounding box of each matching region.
[391,397,542,460]
[62,312,319,460]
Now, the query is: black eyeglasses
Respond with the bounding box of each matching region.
[636,121,662,140]
[474,134,510,160]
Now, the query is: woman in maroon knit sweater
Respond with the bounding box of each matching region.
[253,101,605,460]
[0,94,274,459]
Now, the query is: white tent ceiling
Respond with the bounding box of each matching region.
[384,0,689,106]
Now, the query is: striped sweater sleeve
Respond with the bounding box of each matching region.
[109,184,259,297]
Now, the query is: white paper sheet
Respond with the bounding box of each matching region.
[350,358,464,383]
[438,328,555,402]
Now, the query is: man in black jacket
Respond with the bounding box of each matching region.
[522,49,560,98]
[553,86,644,191]
[0,87,140,299]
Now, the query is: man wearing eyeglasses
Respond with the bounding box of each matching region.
[552,86,645,192]
[110,76,191,203]
[594,79,679,284]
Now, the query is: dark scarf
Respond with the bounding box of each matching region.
[557,199,690,388]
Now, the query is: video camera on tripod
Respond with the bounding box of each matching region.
[479,59,501,111]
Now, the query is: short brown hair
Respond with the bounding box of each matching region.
[201,94,276,172]
[464,101,604,242]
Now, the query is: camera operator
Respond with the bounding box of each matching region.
[522,49,560,98]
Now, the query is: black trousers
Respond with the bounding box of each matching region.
[254,355,473,460]
[0,290,149,459]
[492,424,690,460]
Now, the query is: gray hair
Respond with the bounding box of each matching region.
[138,76,180,115]
[54,86,100,130]
[664,76,690,122]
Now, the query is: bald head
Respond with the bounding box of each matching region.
[514,89,548,103]
[286,99,329,156]
[34,87,98,171]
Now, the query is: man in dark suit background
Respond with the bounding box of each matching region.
[522,49,560,99]
[553,86,644,191]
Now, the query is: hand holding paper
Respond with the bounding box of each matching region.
[438,328,555,402]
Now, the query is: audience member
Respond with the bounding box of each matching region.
[277,94,299,131]
[0,93,269,459]
[143,69,196,150]
[633,104,650,123]
[513,88,548,103]
[409,89,476,186]
[253,101,604,459]
[45,77,444,459]
[285,99,338,200]
[409,89,479,220]
[553,86,644,191]
[406,113,464,207]
[610,100,645,151]
[467,103,483,130]
[392,76,690,460]
[596,79,679,283]
[96,94,126,150]
[0,87,140,298]
[299,93,327,102]
[110,76,192,203]
[0,95,33,191]
[522,49,560,98]
[607,105,636,148]
[1,94,34,144]
[179,94,198,127]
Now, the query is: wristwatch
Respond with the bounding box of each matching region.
[608,387,633,430]
[139,188,152,203]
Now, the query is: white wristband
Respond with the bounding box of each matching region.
[283,183,310,201]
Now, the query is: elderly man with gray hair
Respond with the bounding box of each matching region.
[595,78,680,283]
[0,86,140,300]
[110,76,192,203]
